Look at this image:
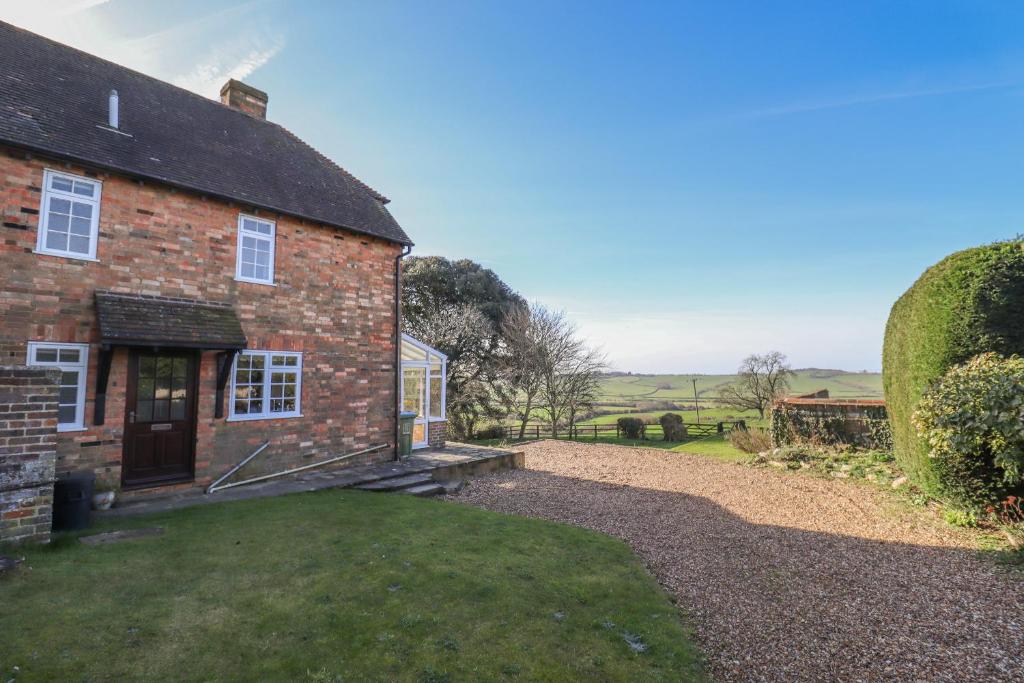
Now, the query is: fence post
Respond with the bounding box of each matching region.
[616,424,620,439]
[535,425,539,440]
[594,424,597,440]
[717,422,723,434]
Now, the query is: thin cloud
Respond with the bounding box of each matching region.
[743,80,1016,119]
[173,35,285,97]
[53,0,111,16]
[0,0,285,99]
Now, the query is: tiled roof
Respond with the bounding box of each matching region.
[95,291,247,350]
[0,22,412,246]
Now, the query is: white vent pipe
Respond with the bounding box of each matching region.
[108,89,119,129]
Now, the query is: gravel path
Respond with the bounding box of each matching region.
[448,441,1024,682]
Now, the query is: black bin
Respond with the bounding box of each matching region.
[52,472,95,531]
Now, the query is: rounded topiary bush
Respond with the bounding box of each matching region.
[659,413,687,441]
[913,353,1024,508]
[617,417,644,439]
[883,239,1024,495]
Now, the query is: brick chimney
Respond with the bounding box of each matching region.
[219,79,268,119]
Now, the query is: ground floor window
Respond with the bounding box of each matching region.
[229,351,302,420]
[26,341,89,431]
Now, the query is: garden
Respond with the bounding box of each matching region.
[0,490,704,682]
[451,240,1024,552]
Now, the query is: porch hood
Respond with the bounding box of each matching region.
[94,291,247,350]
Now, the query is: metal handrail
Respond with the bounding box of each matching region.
[207,443,390,493]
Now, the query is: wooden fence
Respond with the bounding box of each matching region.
[475,420,745,442]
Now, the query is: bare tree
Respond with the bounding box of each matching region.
[494,304,547,438]
[562,346,606,434]
[718,351,793,418]
[527,307,605,438]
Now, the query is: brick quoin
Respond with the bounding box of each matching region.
[0,147,401,495]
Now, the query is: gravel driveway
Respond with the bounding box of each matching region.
[448,441,1024,682]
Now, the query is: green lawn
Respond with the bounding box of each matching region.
[0,490,704,682]
[670,434,750,463]
[471,431,751,463]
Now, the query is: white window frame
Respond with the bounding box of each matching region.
[34,169,102,262]
[227,350,302,421]
[26,342,89,432]
[400,334,447,449]
[234,214,276,285]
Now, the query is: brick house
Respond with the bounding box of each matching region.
[0,22,445,496]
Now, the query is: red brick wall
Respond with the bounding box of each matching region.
[0,146,401,493]
[428,420,447,449]
[0,366,59,544]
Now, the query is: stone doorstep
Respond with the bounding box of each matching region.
[355,473,434,492]
[398,483,446,497]
[95,443,522,518]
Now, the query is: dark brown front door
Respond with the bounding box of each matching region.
[122,350,198,488]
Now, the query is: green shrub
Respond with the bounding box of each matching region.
[867,418,894,452]
[658,413,687,441]
[617,417,644,439]
[474,425,508,440]
[883,239,1024,493]
[912,352,1024,508]
[770,404,891,450]
[943,508,980,528]
[728,426,772,453]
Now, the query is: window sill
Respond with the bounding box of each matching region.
[226,413,302,423]
[33,249,99,263]
[234,276,277,287]
[57,426,88,433]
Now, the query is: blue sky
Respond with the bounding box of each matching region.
[5,1,1023,372]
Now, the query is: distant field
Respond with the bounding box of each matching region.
[582,407,762,426]
[479,369,880,437]
[597,369,882,405]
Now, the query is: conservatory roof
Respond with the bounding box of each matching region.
[401,334,447,362]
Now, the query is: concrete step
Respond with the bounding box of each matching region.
[354,472,434,492]
[399,483,446,497]
[438,479,466,495]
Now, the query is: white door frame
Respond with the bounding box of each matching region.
[401,363,429,449]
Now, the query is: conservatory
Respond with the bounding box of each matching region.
[400,334,447,449]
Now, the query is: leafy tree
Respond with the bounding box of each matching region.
[402,257,524,438]
[718,351,793,418]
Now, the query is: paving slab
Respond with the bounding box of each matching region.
[97,442,521,518]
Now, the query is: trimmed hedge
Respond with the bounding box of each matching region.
[659,413,687,441]
[882,240,1024,495]
[617,417,644,439]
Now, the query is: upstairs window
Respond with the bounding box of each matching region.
[235,215,276,285]
[229,351,302,420]
[27,342,89,431]
[35,170,102,261]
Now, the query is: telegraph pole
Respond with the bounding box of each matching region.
[692,378,700,423]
